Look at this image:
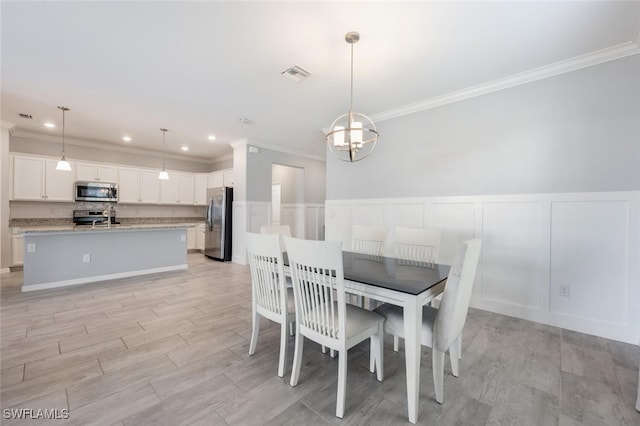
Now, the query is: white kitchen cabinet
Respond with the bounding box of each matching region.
[194,174,208,205]
[177,174,194,205]
[76,162,118,183]
[196,223,205,251]
[187,227,196,250]
[11,155,74,202]
[223,169,235,187]
[118,167,160,204]
[207,172,223,189]
[12,233,24,266]
[160,173,194,205]
[139,170,160,204]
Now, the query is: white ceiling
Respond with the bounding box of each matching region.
[2,1,639,162]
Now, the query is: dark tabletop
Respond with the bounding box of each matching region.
[285,251,450,296]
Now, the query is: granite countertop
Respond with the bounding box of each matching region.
[11,217,205,228]
[11,217,206,233]
[22,224,195,235]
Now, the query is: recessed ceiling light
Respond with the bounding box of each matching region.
[181,146,189,151]
[208,135,216,141]
[44,122,56,128]
[122,136,132,142]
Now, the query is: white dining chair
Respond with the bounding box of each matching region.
[246,232,295,378]
[285,236,385,418]
[260,224,292,237]
[391,227,442,351]
[260,224,292,249]
[393,227,441,264]
[373,238,481,404]
[351,225,386,256]
[351,225,386,308]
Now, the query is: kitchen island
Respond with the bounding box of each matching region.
[22,225,188,292]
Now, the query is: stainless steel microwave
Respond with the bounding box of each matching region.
[74,181,118,202]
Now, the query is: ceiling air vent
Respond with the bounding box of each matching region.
[281,65,311,82]
[18,113,33,119]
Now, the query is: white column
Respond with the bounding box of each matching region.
[0,121,15,273]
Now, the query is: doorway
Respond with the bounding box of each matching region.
[271,164,304,237]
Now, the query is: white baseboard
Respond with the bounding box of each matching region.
[21,264,188,292]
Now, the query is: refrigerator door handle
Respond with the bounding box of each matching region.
[206,201,213,231]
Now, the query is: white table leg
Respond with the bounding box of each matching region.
[403,298,422,424]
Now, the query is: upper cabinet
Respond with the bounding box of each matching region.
[223,170,235,187]
[194,174,208,206]
[11,155,74,202]
[160,172,194,205]
[118,167,160,204]
[207,172,223,189]
[75,162,118,183]
[10,153,234,206]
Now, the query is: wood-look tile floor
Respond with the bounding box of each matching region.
[1,254,638,425]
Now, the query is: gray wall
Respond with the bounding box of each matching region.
[246,145,325,203]
[272,164,304,204]
[327,54,640,199]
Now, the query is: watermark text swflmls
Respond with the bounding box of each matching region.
[3,408,70,420]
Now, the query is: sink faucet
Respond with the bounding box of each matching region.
[108,205,116,229]
[92,219,97,229]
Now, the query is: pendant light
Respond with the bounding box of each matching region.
[55,106,72,171]
[326,31,378,162]
[158,128,169,180]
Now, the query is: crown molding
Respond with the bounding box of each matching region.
[372,41,640,123]
[11,129,216,164]
[1,120,16,130]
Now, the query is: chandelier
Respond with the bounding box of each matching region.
[326,31,378,162]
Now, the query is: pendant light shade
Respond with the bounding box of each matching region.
[56,106,72,171]
[158,128,169,180]
[326,32,378,162]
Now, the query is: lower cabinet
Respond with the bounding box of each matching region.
[187,227,196,250]
[12,233,24,266]
[196,223,205,251]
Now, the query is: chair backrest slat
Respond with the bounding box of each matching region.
[285,237,345,341]
[246,233,287,319]
[351,225,386,257]
[394,227,441,264]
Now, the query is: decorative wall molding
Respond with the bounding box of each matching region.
[325,191,640,344]
[372,42,640,122]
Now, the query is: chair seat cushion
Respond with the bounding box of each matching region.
[304,303,384,340]
[345,304,385,339]
[374,303,438,348]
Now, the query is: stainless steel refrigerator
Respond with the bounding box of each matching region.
[205,187,233,261]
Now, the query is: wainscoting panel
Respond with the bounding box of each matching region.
[281,204,305,238]
[386,202,426,230]
[481,202,543,311]
[550,200,629,325]
[430,202,476,265]
[305,205,325,240]
[325,191,640,344]
[326,203,353,249]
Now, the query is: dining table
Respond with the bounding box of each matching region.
[286,250,450,424]
[341,251,449,424]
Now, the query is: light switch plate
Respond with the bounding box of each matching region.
[27,243,36,253]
